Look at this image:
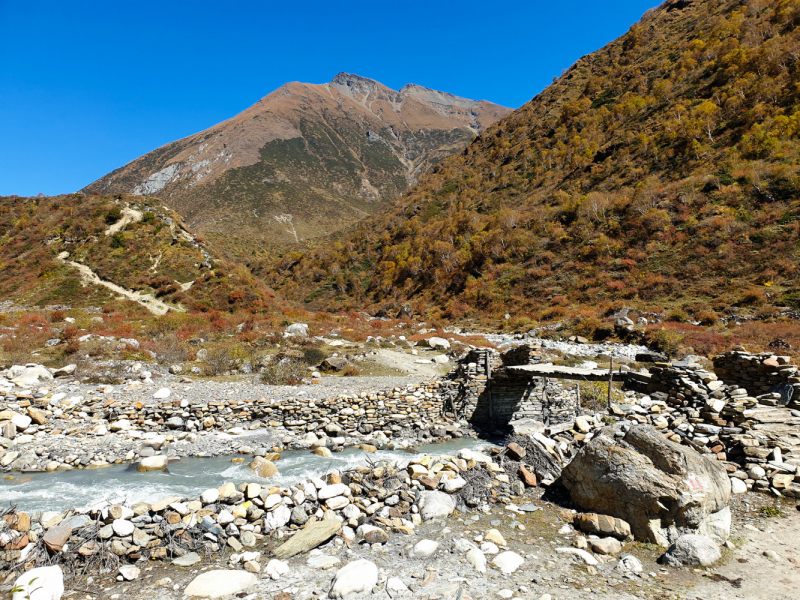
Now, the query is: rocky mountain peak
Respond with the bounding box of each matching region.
[330,72,383,100]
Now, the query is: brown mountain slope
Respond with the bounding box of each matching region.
[0,193,272,313]
[270,0,800,340]
[83,73,512,257]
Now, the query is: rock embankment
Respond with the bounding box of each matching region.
[0,364,471,471]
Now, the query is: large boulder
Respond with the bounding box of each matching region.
[285,323,309,338]
[136,456,169,472]
[273,516,341,559]
[249,456,278,478]
[562,425,731,546]
[320,357,348,372]
[417,491,455,521]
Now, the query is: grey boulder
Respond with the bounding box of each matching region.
[562,425,731,545]
[661,534,721,566]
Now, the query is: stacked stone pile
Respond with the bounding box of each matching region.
[0,369,474,470]
[102,383,449,437]
[625,355,800,497]
[713,350,800,409]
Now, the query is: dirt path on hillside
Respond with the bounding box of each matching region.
[104,207,143,236]
[57,251,177,315]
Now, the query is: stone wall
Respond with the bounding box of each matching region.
[104,382,450,437]
[712,350,800,408]
[470,369,578,427]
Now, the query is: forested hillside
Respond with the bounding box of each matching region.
[270,0,800,338]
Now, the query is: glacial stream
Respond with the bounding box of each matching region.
[0,438,486,513]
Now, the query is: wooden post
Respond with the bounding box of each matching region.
[607,356,614,411]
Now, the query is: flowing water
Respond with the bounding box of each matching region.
[0,438,487,513]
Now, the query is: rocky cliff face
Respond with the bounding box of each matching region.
[83,74,511,256]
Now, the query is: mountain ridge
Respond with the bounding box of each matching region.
[83,73,512,257]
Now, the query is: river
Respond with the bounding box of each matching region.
[0,438,487,513]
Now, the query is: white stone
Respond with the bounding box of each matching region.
[480,542,499,555]
[325,496,350,511]
[184,570,257,598]
[200,489,219,504]
[112,519,134,537]
[466,548,487,574]
[8,365,53,387]
[12,565,63,600]
[265,559,290,580]
[264,494,282,510]
[410,539,439,558]
[386,577,409,593]
[617,554,643,573]
[329,560,378,599]
[318,483,350,500]
[110,419,131,432]
[285,323,309,337]
[11,414,32,430]
[556,547,598,565]
[217,510,234,525]
[730,478,747,494]
[307,555,341,570]
[119,565,140,581]
[492,551,524,574]
[442,476,466,493]
[153,388,171,399]
[417,491,455,521]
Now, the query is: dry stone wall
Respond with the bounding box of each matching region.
[712,350,800,408]
[103,383,450,437]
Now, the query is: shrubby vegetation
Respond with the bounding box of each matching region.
[269,0,800,350]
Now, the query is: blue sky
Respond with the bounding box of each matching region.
[0,0,657,196]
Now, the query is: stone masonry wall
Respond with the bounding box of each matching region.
[103,382,449,437]
[712,350,800,408]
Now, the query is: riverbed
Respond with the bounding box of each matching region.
[0,438,486,513]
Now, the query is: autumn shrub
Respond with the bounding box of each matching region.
[579,381,626,412]
[153,334,193,364]
[647,328,686,357]
[302,347,328,366]
[666,309,689,323]
[50,310,66,322]
[572,316,604,340]
[261,358,306,385]
[202,342,237,376]
[343,364,361,376]
[696,311,718,326]
[105,206,122,224]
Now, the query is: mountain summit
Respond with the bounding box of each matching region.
[83,74,511,256]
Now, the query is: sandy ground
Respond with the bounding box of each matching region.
[361,348,452,378]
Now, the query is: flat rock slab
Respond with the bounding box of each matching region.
[173,552,202,567]
[273,518,341,559]
[184,570,257,598]
[43,525,72,552]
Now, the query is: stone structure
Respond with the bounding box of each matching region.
[439,346,578,431]
[103,383,450,437]
[712,350,800,408]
